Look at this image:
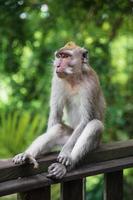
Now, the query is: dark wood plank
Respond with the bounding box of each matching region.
[104,170,123,200]
[0,156,133,197]
[0,173,53,197]
[79,139,133,167]
[17,186,50,200]
[61,179,84,200]
[0,152,57,183]
[1,140,133,183]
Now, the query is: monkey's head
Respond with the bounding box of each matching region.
[54,42,88,79]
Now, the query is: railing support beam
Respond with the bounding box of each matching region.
[17,186,51,200]
[61,178,85,200]
[104,170,123,200]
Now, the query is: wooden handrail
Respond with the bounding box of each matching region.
[0,140,133,199]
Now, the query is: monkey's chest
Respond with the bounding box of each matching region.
[64,95,81,128]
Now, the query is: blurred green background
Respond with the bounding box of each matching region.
[0,0,132,199]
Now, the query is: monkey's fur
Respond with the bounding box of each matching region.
[13,42,106,179]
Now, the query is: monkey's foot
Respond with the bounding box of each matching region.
[47,163,67,179]
[57,154,72,166]
[12,153,39,169]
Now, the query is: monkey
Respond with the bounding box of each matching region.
[12,42,106,179]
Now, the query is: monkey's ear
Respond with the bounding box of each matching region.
[82,50,88,58]
[82,48,89,64]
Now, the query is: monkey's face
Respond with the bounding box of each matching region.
[54,48,88,79]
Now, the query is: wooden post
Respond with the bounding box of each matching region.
[61,178,85,200]
[17,186,51,200]
[104,170,123,200]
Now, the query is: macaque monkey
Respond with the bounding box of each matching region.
[13,42,106,179]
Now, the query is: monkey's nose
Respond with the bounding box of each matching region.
[56,67,64,73]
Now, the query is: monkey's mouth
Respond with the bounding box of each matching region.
[56,71,66,78]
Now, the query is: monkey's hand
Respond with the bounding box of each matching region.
[47,163,67,179]
[12,153,39,169]
[57,153,72,167]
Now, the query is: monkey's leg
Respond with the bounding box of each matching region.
[48,119,104,179]
[57,119,103,167]
[70,119,104,167]
[13,124,72,167]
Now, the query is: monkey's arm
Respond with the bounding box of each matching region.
[47,77,64,129]
[58,93,90,158]
[12,123,65,167]
[13,77,65,167]
[61,121,86,152]
[57,121,87,165]
[48,108,62,130]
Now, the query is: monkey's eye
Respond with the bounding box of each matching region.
[56,52,71,59]
[60,53,68,58]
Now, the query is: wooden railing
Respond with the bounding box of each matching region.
[0,140,133,200]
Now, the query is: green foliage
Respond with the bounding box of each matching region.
[86,175,103,200]
[0,110,46,157]
[51,184,60,200]
[0,194,16,200]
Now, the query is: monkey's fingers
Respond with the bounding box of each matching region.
[28,156,39,169]
[12,153,27,164]
[47,163,67,179]
[46,173,54,178]
[47,163,59,179]
[48,163,58,172]
[57,155,72,166]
